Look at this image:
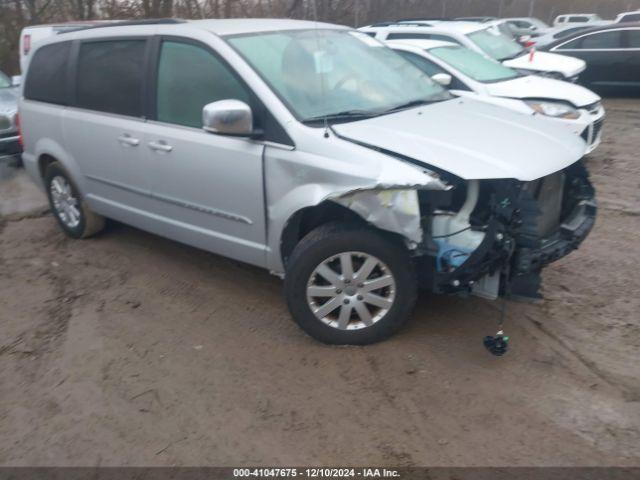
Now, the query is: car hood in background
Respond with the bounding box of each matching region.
[485,74,600,108]
[503,51,586,78]
[332,98,586,181]
[0,87,19,113]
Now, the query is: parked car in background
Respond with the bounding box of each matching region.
[526,24,597,48]
[553,14,604,27]
[503,17,550,37]
[386,39,605,153]
[19,21,115,73]
[614,11,640,23]
[359,22,587,81]
[0,70,21,162]
[19,19,596,344]
[541,23,640,91]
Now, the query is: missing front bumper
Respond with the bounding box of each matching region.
[423,160,597,301]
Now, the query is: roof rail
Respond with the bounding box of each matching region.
[68,18,186,32]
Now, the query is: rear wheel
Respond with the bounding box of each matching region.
[44,161,105,239]
[284,223,417,345]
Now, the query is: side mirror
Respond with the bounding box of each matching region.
[11,75,21,87]
[431,73,452,87]
[202,99,258,137]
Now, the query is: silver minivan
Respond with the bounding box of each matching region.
[19,19,597,344]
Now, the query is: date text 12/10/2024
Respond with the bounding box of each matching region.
[233,468,401,478]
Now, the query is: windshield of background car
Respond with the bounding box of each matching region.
[467,27,525,60]
[0,71,10,88]
[430,45,520,82]
[227,29,450,122]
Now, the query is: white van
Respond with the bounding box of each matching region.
[19,19,597,344]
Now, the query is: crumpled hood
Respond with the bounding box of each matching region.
[503,51,586,78]
[332,98,586,181]
[485,74,600,108]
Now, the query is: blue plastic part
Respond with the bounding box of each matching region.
[434,239,472,272]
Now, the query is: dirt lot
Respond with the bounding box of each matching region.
[0,99,639,467]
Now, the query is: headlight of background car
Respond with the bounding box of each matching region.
[525,101,580,120]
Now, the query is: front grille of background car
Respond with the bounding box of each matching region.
[592,119,604,140]
[580,118,605,145]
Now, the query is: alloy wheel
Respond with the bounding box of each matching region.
[50,175,81,229]
[306,251,396,330]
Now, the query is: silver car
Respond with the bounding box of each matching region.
[19,19,597,344]
[0,70,21,161]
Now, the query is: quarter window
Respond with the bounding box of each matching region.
[396,50,447,77]
[554,27,587,39]
[24,41,71,105]
[76,40,146,117]
[156,41,251,128]
[558,37,583,49]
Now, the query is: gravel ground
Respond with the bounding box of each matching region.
[0,99,638,467]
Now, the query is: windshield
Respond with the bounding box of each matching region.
[467,27,525,61]
[228,29,449,123]
[0,71,10,88]
[429,45,520,83]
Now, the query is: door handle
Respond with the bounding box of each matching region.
[148,140,173,153]
[117,134,140,147]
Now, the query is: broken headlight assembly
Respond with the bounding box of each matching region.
[525,100,580,120]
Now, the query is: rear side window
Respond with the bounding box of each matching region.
[24,41,71,105]
[76,40,146,117]
[581,30,623,49]
[620,14,640,23]
[156,41,251,128]
[627,29,640,47]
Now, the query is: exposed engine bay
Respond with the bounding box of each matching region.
[415,160,597,301]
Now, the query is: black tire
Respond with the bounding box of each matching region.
[44,161,105,239]
[284,222,417,345]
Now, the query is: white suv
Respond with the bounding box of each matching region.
[386,39,605,153]
[19,19,597,344]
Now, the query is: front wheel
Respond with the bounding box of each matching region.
[284,223,417,345]
[44,161,105,239]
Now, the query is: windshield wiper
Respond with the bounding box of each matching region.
[302,110,380,125]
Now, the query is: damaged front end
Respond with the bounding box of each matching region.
[414,160,597,301]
